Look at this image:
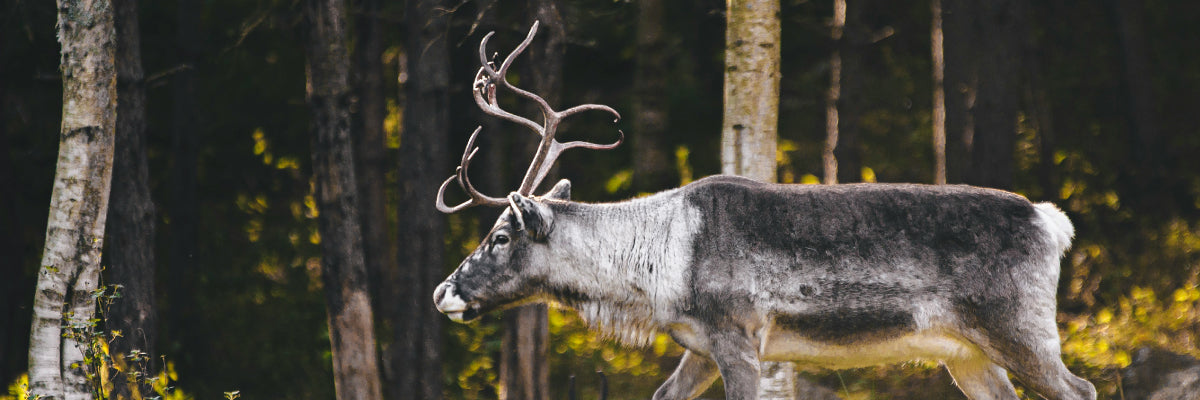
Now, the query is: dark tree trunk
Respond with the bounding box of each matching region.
[632,0,679,193]
[168,0,201,362]
[500,309,549,400]
[498,4,560,400]
[834,0,870,184]
[304,0,386,399]
[30,0,117,397]
[940,0,975,184]
[108,0,159,397]
[0,7,20,385]
[394,0,449,398]
[931,0,946,184]
[966,0,1025,190]
[1022,15,1058,202]
[351,0,396,376]
[1111,0,1167,210]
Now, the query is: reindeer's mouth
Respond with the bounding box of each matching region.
[447,307,482,323]
[434,282,481,323]
[442,304,483,323]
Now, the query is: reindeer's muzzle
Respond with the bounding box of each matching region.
[433,281,479,322]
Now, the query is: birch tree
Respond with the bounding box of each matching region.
[303,0,385,398]
[721,0,790,398]
[29,0,117,398]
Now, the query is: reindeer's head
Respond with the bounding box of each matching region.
[433,181,569,321]
[431,22,622,323]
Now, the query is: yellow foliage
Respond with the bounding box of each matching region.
[605,169,632,194]
[1061,284,1200,370]
[675,145,694,186]
[2,373,28,400]
[861,167,877,183]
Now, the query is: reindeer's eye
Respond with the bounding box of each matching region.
[494,234,510,245]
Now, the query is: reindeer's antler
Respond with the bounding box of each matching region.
[435,21,624,213]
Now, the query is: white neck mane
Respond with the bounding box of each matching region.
[533,191,702,346]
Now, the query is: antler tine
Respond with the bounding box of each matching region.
[476,22,556,131]
[520,128,624,196]
[434,127,508,213]
[560,103,622,121]
[516,102,623,194]
[473,68,543,135]
[496,20,540,77]
[558,128,625,152]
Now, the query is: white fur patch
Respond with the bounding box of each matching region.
[1032,202,1075,255]
[436,283,468,314]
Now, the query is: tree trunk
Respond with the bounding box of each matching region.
[0,9,22,386]
[723,0,780,184]
[824,0,869,184]
[168,0,201,362]
[931,0,947,185]
[108,0,159,397]
[822,0,844,184]
[303,0,385,399]
[352,0,396,372]
[632,0,678,193]
[29,1,117,398]
[1022,15,1058,201]
[941,0,975,184]
[835,0,869,184]
[722,0,791,398]
[1111,0,1166,210]
[966,0,1025,190]
[394,0,449,398]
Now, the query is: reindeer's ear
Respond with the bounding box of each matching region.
[508,193,555,240]
[542,179,572,200]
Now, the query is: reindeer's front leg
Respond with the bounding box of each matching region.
[707,330,762,400]
[652,350,720,400]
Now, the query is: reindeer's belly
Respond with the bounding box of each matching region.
[761,329,977,368]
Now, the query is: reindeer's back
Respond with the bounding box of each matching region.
[677,175,1063,346]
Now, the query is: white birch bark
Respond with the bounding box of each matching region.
[29,1,117,399]
[721,0,793,398]
[722,0,780,184]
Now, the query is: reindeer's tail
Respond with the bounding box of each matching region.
[1033,202,1075,256]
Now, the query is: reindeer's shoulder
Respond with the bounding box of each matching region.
[681,174,771,195]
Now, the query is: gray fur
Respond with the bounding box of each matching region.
[434,175,1096,400]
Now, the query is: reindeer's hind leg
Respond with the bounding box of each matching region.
[964,298,1096,400]
[982,326,1096,400]
[652,350,719,400]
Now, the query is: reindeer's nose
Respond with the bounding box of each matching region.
[433,281,470,322]
[433,282,449,306]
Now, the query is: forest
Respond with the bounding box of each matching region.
[3,0,1200,399]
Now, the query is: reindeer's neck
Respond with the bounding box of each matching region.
[534,192,702,346]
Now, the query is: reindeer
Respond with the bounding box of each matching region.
[432,22,1097,400]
